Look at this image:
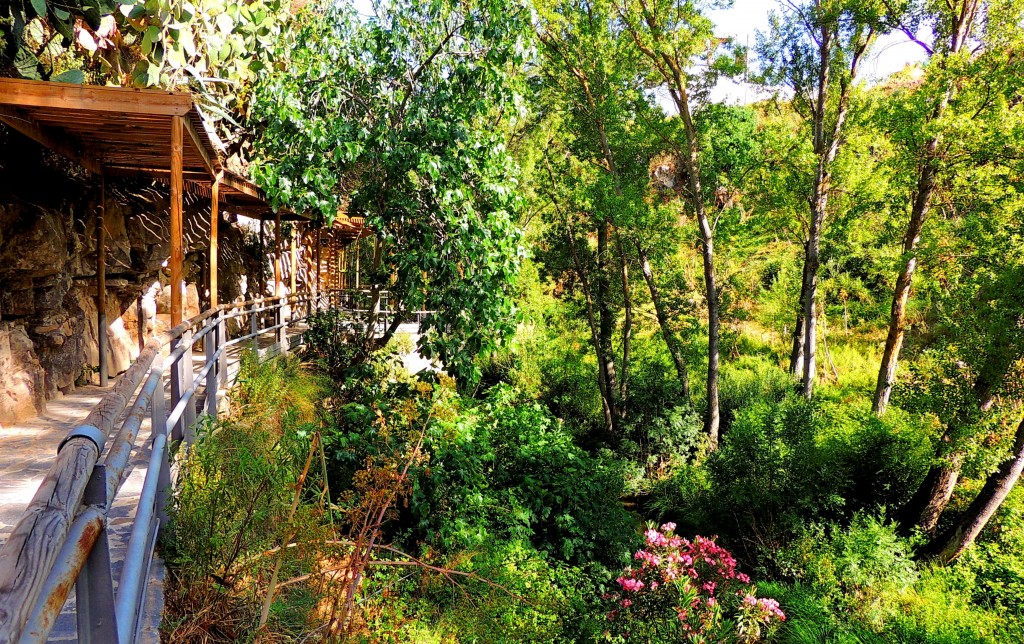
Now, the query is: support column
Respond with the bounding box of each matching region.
[355,236,361,289]
[340,244,346,290]
[290,223,298,294]
[170,115,184,327]
[327,234,334,290]
[209,176,220,308]
[259,220,265,296]
[97,173,108,387]
[316,227,322,295]
[274,211,282,296]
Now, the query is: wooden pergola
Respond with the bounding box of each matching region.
[0,78,307,385]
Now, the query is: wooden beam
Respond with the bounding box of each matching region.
[0,78,192,116]
[97,174,108,387]
[221,170,265,200]
[170,115,184,326]
[0,106,103,174]
[316,227,322,293]
[209,176,220,308]
[183,115,219,178]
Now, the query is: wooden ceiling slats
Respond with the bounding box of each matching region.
[0,78,311,222]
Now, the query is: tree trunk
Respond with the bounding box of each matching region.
[801,216,821,398]
[790,243,809,377]
[872,3,975,414]
[873,139,942,414]
[700,220,720,449]
[675,89,719,449]
[899,446,965,536]
[596,219,620,430]
[616,231,632,415]
[567,225,615,436]
[637,244,690,400]
[932,416,1024,563]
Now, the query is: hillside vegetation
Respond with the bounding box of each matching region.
[17,0,1023,641]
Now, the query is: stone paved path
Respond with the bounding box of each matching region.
[0,324,307,642]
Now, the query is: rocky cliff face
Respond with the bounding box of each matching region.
[0,125,267,426]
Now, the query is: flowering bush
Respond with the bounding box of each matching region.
[605,524,784,642]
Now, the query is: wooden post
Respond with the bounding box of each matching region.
[258,220,265,296]
[290,223,298,294]
[316,227,322,296]
[274,211,282,296]
[355,236,361,289]
[342,243,350,288]
[170,115,184,327]
[209,176,220,308]
[96,173,108,387]
[327,233,334,290]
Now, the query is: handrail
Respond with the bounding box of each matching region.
[0,287,401,644]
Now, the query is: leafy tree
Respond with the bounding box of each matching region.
[534,0,653,436]
[873,0,1021,414]
[250,0,531,384]
[617,0,745,447]
[757,0,892,397]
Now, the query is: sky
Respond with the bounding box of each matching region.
[707,0,928,104]
[350,0,930,105]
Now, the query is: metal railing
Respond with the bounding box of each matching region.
[0,287,386,644]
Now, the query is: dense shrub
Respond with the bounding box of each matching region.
[408,383,635,565]
[163,354,329,640]
[649,391,934,564]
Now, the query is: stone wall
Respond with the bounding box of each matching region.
[0,124,272,426]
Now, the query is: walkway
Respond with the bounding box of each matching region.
[0,324,306,642]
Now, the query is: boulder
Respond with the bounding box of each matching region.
[0,321,46,424]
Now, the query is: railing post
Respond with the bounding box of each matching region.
[169,337,184,444]
[205,312,218,419]
[182,331,196,440]
[76,465,120,644]
[152,366,170,530]
[278,299,288,355]
[218,309,228,387]
[251,299,260,352]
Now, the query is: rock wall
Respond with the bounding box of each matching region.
[0,124,271,426]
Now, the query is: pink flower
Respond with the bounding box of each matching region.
[619,577,645,592]
[620,599,633,608]
[737,572,751,584]
[661,522,677,532]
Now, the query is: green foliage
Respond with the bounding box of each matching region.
[252,0,530,383]
[409,384,635,565]
[163,354,331,641]
[165,353,324,583]
[0,0,115,79]
[646,388,934,564]
[302,308,363,376]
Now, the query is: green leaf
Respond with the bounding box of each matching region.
[52,69,86,84]
[142,26,160,56]
[30,0,47,18]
